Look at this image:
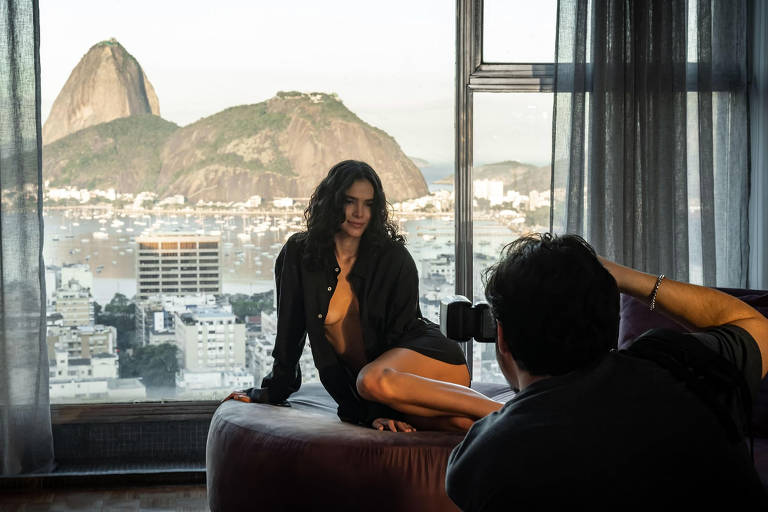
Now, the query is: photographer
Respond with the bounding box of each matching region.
[445,233,768,509]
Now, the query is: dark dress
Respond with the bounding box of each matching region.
[256,232,467,425]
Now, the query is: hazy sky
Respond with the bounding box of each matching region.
[40,0,556,165]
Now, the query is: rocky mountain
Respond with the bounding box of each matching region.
[436,160,551,195]
[43,91,428,202]
[156,92,427,202]
[43,39,160,145]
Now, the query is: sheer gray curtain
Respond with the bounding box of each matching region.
[749,0,768,289]
[551,0,750,287]
[0,0,54,474]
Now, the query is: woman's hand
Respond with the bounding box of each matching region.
[372,417,416,432]
[221,391,251,404]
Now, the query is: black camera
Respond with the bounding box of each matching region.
[439,295,497,343]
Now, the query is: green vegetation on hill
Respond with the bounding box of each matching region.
[43,114,178,191]
[177,103,293,177]
[201,103,289,142]
[277,90,362,128]
[43,90,425,201]
[436,160,551,195]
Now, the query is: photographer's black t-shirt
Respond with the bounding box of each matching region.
[446,325,768,511]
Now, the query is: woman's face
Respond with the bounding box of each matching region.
[339,179,375,239]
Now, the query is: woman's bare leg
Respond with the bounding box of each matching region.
[356,348,503,423]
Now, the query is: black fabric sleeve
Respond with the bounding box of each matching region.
[630,324,762,403]
[446,415,498,511]
[259,237,306,404]
[382,246,423,348]
[687,325,763,403]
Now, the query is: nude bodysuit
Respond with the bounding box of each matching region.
[324,263,368,373]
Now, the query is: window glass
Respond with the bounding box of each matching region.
[483,0,558,63]
[471,92,553,383]
[41,0,454,402]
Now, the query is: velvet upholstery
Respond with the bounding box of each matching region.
[206,382,511,512]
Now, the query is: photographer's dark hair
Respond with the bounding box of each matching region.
[303,160,404,266]
[484,233,619,376]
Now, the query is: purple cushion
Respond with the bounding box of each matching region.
[618,288,768,436]
[206,382,512,512]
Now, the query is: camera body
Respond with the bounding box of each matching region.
[439,295,497,343]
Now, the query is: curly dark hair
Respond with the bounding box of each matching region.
[303,160,404,266]
[483,233,620,376]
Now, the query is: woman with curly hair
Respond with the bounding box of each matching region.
[226,160,501,431]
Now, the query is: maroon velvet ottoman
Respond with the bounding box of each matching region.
[206,382,512,512]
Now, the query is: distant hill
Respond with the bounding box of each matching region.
[43,114,178,192]
[155,92,428,202]
[42,39,429,203]
[43,39,160,144]
[43,91,428,202]
[408,156,430,168]
[436,160,551,195]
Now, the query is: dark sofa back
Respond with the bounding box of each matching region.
[618,288,768,436]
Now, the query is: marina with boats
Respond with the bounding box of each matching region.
[43,206,520,311]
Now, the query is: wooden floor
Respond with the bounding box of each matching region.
[0,484,208,511]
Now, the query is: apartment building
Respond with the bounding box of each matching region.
[135,233,221,300]
[53,283,95,327]
[173,307,246,371]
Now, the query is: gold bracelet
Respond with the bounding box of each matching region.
[649,274,665,311]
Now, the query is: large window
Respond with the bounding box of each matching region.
[40,0,563,404]
[40,0,455,403]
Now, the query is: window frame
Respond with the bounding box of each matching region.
[455,0,555,373]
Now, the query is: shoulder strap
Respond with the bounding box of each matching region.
[621,329,752,446]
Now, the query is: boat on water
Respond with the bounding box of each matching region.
[93,232,109,240]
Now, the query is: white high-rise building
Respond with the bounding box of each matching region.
[61,263,94,292]
[54,283,95,327]
[45,266,59,306]
[174,307,246,371]
[474,179,505,206]
[135,294,218,346]
[136,233,221,300]
[46,324,117,359]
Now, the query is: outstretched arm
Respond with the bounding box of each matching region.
[599,257,768,377]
